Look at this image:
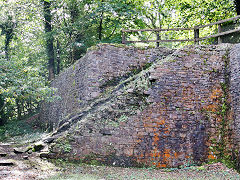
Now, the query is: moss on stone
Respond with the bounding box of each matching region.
[87,45,100,52]
[54,137,73,153]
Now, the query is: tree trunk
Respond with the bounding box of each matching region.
[56,40,61,74]
[43,0,55,81]
[0,95,5,126]
[0,16,15,60]
[98,11,103,41]
[16,99,21,120]
[69,1,81,62]
[234,0,240,15]
[5,32,12,60]
[98,0,104,41]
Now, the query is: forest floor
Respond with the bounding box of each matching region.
[1,136,240,180]
[48,161,240,180]
[0,133,59,179]
[0,121,240,180]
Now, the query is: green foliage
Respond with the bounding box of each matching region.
[55,138,73,153]
[0,0,238,125]
[0,55,58,121]
[0,0,59,121]
[0,118,43,142]
[126,0,236,47]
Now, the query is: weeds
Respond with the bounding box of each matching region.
[0,118,43,142]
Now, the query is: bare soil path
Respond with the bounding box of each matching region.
[0,136,58,180]
[0,137,240,180]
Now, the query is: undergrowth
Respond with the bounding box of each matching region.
[0,118,44,142]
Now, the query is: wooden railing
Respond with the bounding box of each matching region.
[122,15,240,44]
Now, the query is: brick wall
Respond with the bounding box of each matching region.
[44,44,240,168]
[40,44,172,129]
[230,44,240,167]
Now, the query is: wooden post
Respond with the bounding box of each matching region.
[218,24,222,44]
[156,25,161,47]
[156,32,160,47]
[194,27,199,44]
[122,29,126,44]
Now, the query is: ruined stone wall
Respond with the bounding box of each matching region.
[40,44,172,129]
[230,44,240,164]
[45,44,240,168]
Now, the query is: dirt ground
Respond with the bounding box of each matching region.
[48,162,240,180]
[0,139,240,180]
[0,142,58,180]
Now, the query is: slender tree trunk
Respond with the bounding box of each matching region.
[27,98,32,114]
[0,95,5,126]
[5,23,14,60]
[43,0,55,81]
[99,11,103,40]
[69,1,80,62]
[0,16,14,60]
[156,2,161,47]
[56,40,61,74]
[234,0,240,15]
[16,99,21,120]
[98,0,104,41]
[5,34,11,60]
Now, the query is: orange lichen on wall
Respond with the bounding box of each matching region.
[130,49,232,168]
[133,105,183,168]
[203,86,223,112]
[132,84,225,167]
[208,153,217,160]
[210,87,223,100]
[203,85,226,162]
[205,104,218,113]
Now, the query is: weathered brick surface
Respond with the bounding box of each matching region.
[40,44,172,129]
[43,44,240,168]
[132,46,228,167]
[230,44,240,163]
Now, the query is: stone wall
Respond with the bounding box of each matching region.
[40,44,173,129]
[230,44,240,167]
[41,43,240,169]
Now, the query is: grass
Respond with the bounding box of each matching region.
[0,118,44,143]
[48,174,98,180]
[46,161,240,180]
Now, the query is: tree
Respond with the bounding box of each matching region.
[0,15,15,60]
[98,0,104,41]
[129,0,236,47]
[91,0,139,42]
[67,0,85,62]
[43,0,55,81]
[137,0,174,47]
[234,0,240,15]
[0,94,5,126]
[0,0,57,123]
[0,0,238,124]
